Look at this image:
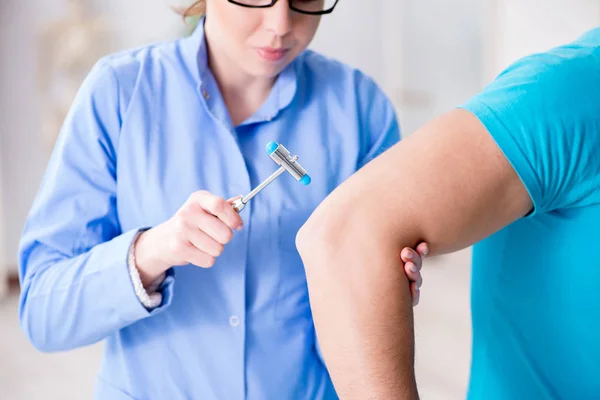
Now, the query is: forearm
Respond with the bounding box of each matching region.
[298,211,418,399]
[19,229,172,352]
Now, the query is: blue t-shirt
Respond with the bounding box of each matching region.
[460,28,600,399]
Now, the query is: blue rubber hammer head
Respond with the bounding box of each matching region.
[266,141,311,185]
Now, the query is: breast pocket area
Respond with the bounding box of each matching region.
[275,209,314,320]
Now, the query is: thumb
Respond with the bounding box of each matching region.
[227,195,243,204]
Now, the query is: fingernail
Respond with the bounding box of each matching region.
[236,223,244,231]
[423,248,429,256]
[415,286,420,292]
[410,263,417,272]
[406,251,413,259]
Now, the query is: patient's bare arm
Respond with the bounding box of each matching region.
[296,109,533,399]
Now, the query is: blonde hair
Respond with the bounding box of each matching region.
[178,1,206,18]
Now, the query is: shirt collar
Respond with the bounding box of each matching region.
[180,17,298,125]
[180,17,209,84]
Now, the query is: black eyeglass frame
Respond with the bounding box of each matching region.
[227,0,340,15]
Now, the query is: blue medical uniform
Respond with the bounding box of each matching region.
[18,18,399,399]
[461,27,600,398]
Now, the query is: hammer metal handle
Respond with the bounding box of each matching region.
[232,166,286,213]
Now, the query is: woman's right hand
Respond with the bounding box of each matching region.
[134,190,244,287]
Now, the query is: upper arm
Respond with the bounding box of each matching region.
[302,107,532,257]
[302,46,600,256]
[20,59,123,277]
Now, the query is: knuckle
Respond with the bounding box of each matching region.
[205,256,216,267]
[185,200,202,215]
[170,242,185,260]
[192,190,208,200]
[188,191,208,209]
[173,240,189,255]
[175,228,188,244]
[183,194,195,207]
[180,201,194,214]
[189,254,203,267]
[173,215,188,232]
[222,229,233,243]
[215,243,224,256]
[212,198,228,215]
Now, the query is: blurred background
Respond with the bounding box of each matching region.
[1,0,599,398]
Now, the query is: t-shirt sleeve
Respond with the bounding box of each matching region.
[459,46,600,216]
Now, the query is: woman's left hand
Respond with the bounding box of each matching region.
[400,242,429,306]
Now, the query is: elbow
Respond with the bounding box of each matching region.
[19,307,75,353]
[296,200,360,279]
[20,328,57,354]
[19,300,57,353]
[17,250,60,352]
[296,206,338,271]
[296,219,317,274]
[19,291,56,353]
[296,196,414,288]
[295,213,319,263]
[296,206,352,316]
[18,281,75,353]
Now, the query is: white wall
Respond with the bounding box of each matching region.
[0,122,5,298]
[0,1,185,271]
[92,0,186,48]
[0,1,54,272]
[309,1,386,85]
[394,0,485,135]
[483,0,600,84]
[311,0,486,136]
[390,0,600,136]
[0,3,6,294]
[313,0,487,136]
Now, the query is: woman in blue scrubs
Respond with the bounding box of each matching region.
[18,1,427,398]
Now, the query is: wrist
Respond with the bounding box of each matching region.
[134,228,170,288]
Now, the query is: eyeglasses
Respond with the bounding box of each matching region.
[228,0,339,15]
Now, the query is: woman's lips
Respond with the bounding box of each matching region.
[256,47,290,62]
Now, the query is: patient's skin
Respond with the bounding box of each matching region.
[296,109,532,399]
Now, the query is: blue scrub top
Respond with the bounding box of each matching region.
[461,27,600,399]
[18,18,400,399]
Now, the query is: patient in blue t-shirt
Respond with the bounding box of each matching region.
[295,27,600,400]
